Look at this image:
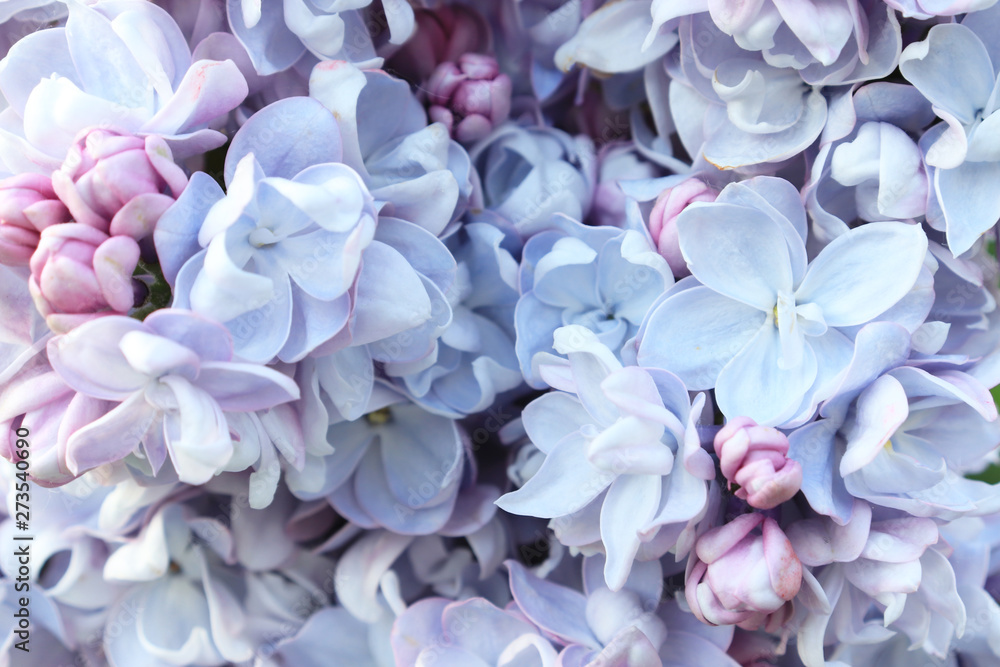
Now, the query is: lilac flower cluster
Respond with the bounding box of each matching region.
[2,1,1000,666]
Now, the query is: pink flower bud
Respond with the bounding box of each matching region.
[647,178,716,277]
[714,417,802,510]
[686,513,802,629]
[0,173,71,266]
[427,62,466,103]
[29,223,142,333]
[457,53,499,80]
[427,54,512,144]
[51,129,187,239]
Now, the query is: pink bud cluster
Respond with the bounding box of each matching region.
[427,54,512,145]
[0,129,187,333]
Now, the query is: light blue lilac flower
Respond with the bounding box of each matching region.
[516,216,672,388]
[470,124,595,233]
[922,238,1000,360]
[588,556,741,667]
[331,528,490,628]
[287,384,475,537]
[159,96,378,364]
[646,19,826,170]
[264,61,478,380]
[227,0,415,76]
[787,500,965,666]
[386,218,523,418]
[308,59,475,234]
[0,0,248,174]
[637,176,929,427]
[101,501,256,665]
[498,325,714,589]
[507,557,663,661]
[649,0,901,76]
[391,595,558,666]
[328,524,514,639]
[925,517,1000,665]
[791,363,1000,523]
[900,8,1000,255]
[805,82,933,245]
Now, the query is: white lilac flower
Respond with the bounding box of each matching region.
[0,0,248,174]
[497,325,713,589]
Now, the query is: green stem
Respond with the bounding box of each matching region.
[130,259,172,320]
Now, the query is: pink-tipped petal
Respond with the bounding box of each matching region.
[93,235,141,312]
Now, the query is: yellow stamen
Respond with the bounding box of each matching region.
[366,407,392,425]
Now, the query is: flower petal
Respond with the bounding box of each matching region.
[506,560,599,648]
[638,286,765,390]
[495,432,611,519]
[601,474,662,591]
[65,392,155,474]
[840,374,910,475]
[715,319,818,426]
[47,317,148,399]
[224,97,342,184]
[935,159,1000,256]
[899,23,994,125]
[677,203,793,310]
[795,222,928,327]
[160,375,233,484]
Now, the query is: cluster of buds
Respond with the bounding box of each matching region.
[0,129,186,332]
[427,53,512,145]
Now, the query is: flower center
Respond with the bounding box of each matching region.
[249,227,280,247]
[366,407,392,425]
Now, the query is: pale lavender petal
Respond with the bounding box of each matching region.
[160,375,233,484]
[193,362,299,410]
[47,317,148,399]
[677,203,793,311]
[65,392,156,474]
[496,432,611,518]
